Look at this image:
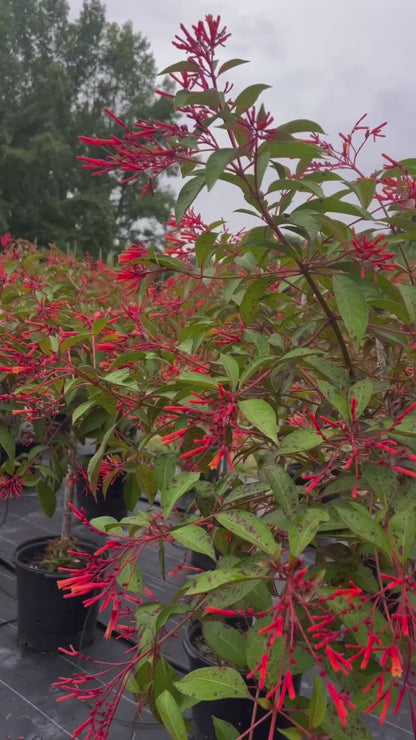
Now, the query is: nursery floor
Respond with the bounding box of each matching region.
[0,490,414,740]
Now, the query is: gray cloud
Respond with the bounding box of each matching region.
[68,0,416,227]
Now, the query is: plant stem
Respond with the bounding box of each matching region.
[61,464,75,544]
[300,264,355,379]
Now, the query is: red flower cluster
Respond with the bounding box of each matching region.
[161,384,240,471]
[348,231,398,278]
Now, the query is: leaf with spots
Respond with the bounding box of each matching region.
[289,508,330,557]
[216,510,279,556]
[175,666,250,700]
[389,509,416,564]
[333,502,391,559]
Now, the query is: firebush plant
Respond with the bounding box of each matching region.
[2,13,416,740]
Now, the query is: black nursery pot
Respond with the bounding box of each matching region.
[76,476,127,521]
[183,622,301,740]
[15,536,99,653]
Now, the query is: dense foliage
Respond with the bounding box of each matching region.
[2,13,416,740]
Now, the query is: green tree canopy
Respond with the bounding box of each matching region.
[0,0,175,256]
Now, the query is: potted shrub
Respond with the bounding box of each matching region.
[5,13,416,739]
[0,242,143,650]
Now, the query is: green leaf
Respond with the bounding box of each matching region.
[155,690,188,740]
[220,354,240,390]
[279,118,325,134]
[392,412,416,436]
[286,209,321,239]
[0,428,15,460]
[212,717,240,740]
[161,472,200,517]
[243,329,271,356]
[171,525,216,560]
[322,474,356,497]
[72,400,95,424]
[186,565,264,596]
[154,453,177,492]
[289,509,329,557]
[103,368,134,386]
[234,84,271,115]
[397,284,416,322]
[195,231,218,268]
[239,357,275,386]
[263,465,299,519]
[121,472,139,511]
[239,275,276,324]
[333,502,391,558]
[268,178,324,199]
[309,675,327,730]
[37,480,56,517]
[347,178,376,209]
[160,60,201,75]
[116,556,143,593]
[176,372,225,389]
[278,348,323,362]
[204,579,265,608]
[320,703,373,739]
[175,174,205,226]
[87,425,115,494]
[361,462,397,507]
[175,667,250,700]
[218,58,249,75]
[279,730,304,740]
[278,429,322,455]
[238,399,278,443]
[264,141,321,161]
[297,196,371,219]
[225,481,270,504]
[317,380,350,420]
[134,603,159,649]
[202,622,247,669]
[175,89,222,109]
[120,511,150,533]
[90,516,123,535]
[206,148,236,191]
[304,357,349,389]
[216,510,278,556]
[135,463,157,505]
[389,509,416,564]
[333,275,368,346]
[348,379,374,418]
[153,658,181,702]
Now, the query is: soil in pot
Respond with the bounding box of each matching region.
[76,475,127,521]
[183,622,301,740]
[15,535,99,652]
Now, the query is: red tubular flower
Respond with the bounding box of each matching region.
[359,633,381,670]
[348,232,398,278]
[365,690,392,724]
[118,242,148,263]
[328,684,356,727]
[205,607,239,616]
[380,645,403,678]
[0,474,24,499]
[164,209,208,259]
[172,15,231,57]
[325,647,353,675]
[258,653,268,689]
[161,384,241,470]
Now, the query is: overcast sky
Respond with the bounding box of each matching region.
[69,0,416,228]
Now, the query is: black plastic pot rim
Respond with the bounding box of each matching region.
[14,535,97,579]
